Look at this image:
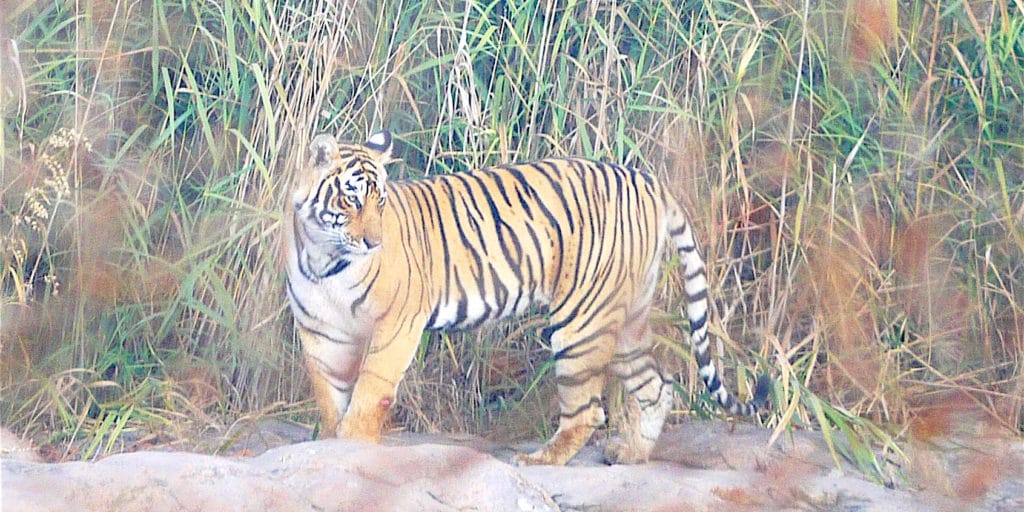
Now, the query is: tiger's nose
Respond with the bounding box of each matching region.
[364,238,381,250]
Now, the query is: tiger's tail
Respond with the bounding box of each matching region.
[668,209,770,416]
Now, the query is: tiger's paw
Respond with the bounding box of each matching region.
[512,424,595,465]
[512,450,556,466]
[602,439,651,465]
[512,444,578,466]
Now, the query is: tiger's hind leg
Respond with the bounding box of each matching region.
[604,313,673,464]
[513,317,619,466]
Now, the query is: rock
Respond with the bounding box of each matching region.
[0,427,42,463]
[519,461,752,511]
[3,419,1021,511]
[2,439,555,512]
[3,449,312,511]
[516,441,931,512]
[251,440,556,511]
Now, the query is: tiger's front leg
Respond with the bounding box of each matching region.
[297,327,364,438]
[337,322,424,442]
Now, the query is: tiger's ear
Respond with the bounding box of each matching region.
[364,131,395,165]
[309,134,339,168]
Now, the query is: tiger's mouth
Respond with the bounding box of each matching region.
[336,238,381,256]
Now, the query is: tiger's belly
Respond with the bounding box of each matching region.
[425,277,548,331]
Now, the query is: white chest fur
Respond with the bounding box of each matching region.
[285,255,376,344]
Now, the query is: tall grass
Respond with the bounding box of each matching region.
[2,0,1021,483]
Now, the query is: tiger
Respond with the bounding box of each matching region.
[284,131,770,465]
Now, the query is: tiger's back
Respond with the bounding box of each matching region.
[285,132,768,466]
[388,159,667,331]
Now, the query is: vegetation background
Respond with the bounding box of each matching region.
[2,0,1021,487]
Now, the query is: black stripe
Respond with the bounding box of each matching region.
[625,376,658,396]
[293,216,319,283]
[689,311,707,333]
[307,353,337,375]
[554,367,604,387]
[686,288,708,303]
[420,182,455,309]
[349,267,379,315]
[286,279,316,321]
[557,163,608,322]
[533,161,575,234]
[296,323,356,346]
[552,325,615,361]
[320,257,350,279]
[477,174,525,273]
[488,264,509,317]
[558,397,603,420]
[685,267,705,280]
[313,177,334,212]
[617,361,661,382]
[426,304,441,330]
[564,163,595,299]
[487,167,516,208]
[705,373,722,393]
[510,179,536,220]
[462,172,524,280]
[626,168,648,250]
[506,166,563,287]
[452,272,469,327]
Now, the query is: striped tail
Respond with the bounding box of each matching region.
[670,214,770,416]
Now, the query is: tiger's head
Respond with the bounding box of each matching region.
[292,131,393,279]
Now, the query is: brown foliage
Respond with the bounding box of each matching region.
[171,363,223,412]
[846,0,896,69]
[802,220,885,406]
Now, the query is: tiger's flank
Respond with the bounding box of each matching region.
[284,131,770,465]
